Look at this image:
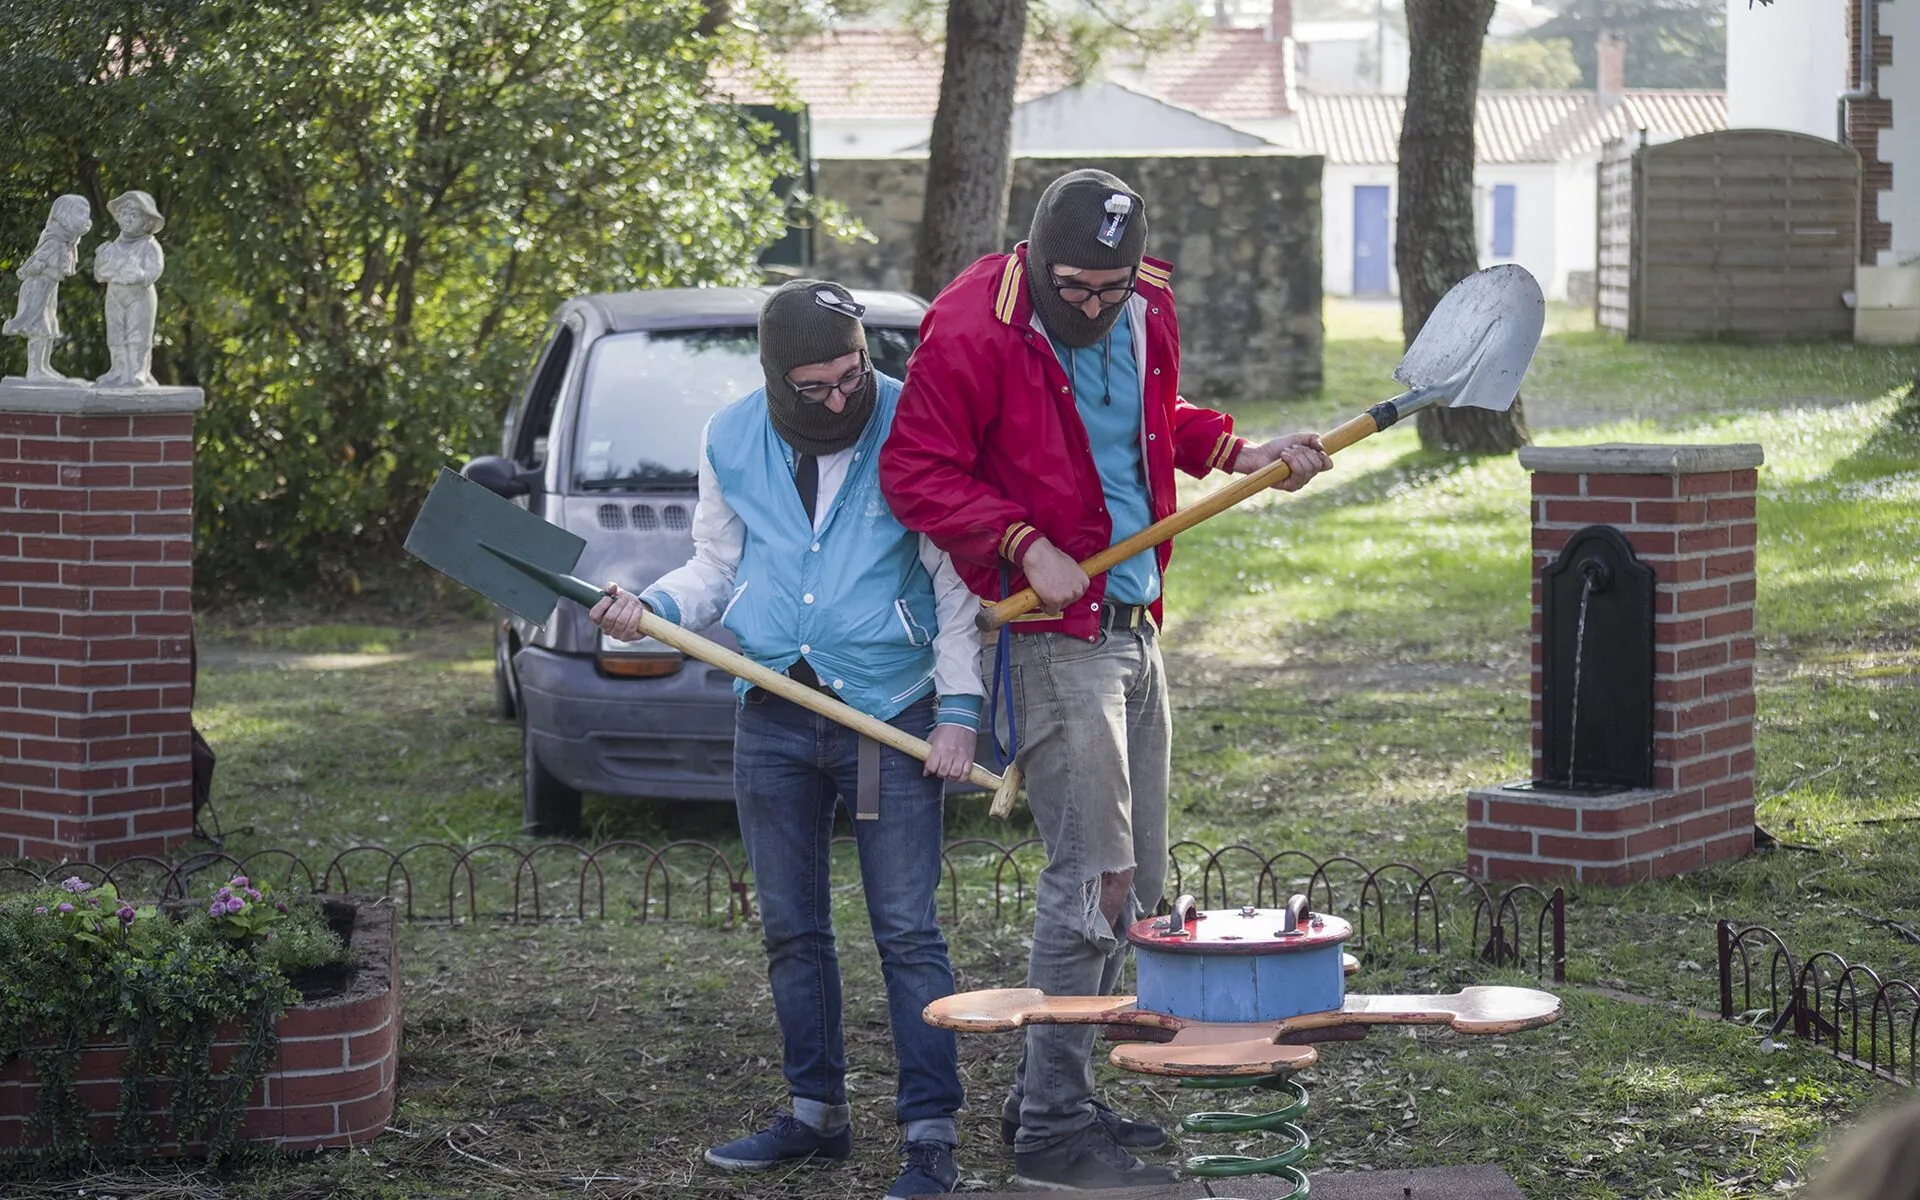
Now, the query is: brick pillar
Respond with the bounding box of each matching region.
[0,382,204,864]
[1467,443,1764,885]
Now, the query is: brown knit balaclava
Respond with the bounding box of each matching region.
[759,279,874,456]
[1025,169,1149,349]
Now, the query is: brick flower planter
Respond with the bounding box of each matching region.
[0,897,399,1155]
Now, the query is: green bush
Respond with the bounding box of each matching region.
[0,0,798,595]
[0,872,350,1173]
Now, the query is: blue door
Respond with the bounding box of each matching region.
[1353,186,1391,295]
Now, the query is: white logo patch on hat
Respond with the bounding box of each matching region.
[1096,193,1132,248]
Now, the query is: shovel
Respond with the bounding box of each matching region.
[976,263,1546,632]
[405,467,1023,814]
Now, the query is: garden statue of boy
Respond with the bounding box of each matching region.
[94,189,167,389]
[2,194,92,384]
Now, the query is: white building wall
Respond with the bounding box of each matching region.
[1011,86,1275,151]
[1321,163,1401,297]
[810,117,933,156]
[1879,0,1919,263]
[1554,155,1599,300]
[1725,0,1848,140]
[1322,163,1572,300]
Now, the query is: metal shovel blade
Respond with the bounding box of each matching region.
[1392,263,1545,414]
[403,467,590,629]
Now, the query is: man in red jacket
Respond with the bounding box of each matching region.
[880,168,1331,1190]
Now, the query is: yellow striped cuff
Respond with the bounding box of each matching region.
[1206,433,1242,472]
[999,521,1041,563]
[1137,263,1172,289]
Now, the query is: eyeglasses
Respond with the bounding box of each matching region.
[1049,270,1136,308]
[786,350,872,405]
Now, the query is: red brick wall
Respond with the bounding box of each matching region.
[1846,0,1895,264]
[1469,449,1761,884]
[0,405,198,863]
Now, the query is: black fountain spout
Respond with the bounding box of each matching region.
[1515,524,1656,795]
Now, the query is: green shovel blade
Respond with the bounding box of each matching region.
[403,467,605,628]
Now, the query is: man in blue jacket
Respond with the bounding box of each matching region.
[590,279,981,1199]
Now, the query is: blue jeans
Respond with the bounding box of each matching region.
[732,690,963,1143]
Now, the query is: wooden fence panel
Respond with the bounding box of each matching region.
[1625,130,1861,342]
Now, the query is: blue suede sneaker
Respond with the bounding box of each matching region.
[885,1139,960,1198]
[703,1112,854,1171]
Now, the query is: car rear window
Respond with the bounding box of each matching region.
[572,325,918,491]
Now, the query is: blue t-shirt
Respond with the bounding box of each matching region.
[1053,316,1160,606]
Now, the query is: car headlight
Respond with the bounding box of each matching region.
[597,631,684,678]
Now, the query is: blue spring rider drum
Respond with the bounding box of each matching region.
[1127,895,1352,1024]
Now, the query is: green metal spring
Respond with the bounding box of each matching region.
[1177,1071,1311,1199]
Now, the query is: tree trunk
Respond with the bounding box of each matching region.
[913,0,1028,301]
[1396,0,1530,455]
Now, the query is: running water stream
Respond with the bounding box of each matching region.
[1565,572,1597,788]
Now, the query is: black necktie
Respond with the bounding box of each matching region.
[795,453,819,523]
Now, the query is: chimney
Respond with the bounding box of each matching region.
[1268,0,1292,42]
[1595,30,1626,100]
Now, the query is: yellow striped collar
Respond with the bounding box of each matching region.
[993,249,1176,326]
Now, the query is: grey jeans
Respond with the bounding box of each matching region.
[985,625,1170,1148]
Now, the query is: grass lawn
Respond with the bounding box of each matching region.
[11,306,1919,1198]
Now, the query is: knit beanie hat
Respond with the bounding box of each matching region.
[1026,169,1149,349]
[759,279,875,456]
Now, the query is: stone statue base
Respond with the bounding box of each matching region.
[0,376,203,414]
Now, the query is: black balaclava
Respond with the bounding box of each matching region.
[759,279,875,456]
[1025,168,1150,349]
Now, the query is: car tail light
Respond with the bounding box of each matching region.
[597,630,683,678]
[598,654,682,678]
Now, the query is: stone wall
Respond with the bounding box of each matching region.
[814,152,1324,402]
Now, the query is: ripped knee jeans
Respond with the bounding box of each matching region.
[983,627,1170,1146]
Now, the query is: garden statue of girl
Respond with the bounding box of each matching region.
[94,189,166,389]
[2,194,92,383]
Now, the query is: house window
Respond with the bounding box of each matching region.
[1492,185,1516,258]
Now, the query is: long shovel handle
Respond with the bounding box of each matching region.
[478,546,1024,816]
[975,406,1394,633]
[620,593,1023,812]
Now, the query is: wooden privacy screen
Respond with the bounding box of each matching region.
[1596,129,1861,342]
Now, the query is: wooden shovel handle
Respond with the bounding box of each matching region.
[975,408,1389,632]
[625,604,1016,800]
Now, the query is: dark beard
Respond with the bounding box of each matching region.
[1027,270,1126,350]
[766,373,876,456]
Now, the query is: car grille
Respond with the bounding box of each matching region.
[597,504,678,532]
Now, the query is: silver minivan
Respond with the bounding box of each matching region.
[464,287,929,835]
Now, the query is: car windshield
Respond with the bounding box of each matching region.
[571,325,918,491]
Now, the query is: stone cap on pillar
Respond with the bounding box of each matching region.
[0,379,204,414]
[1517,443,1764,475]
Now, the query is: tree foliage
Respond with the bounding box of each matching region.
[1527,0,1726,89]
[1481,37,1583,90]
[0,0,792,594]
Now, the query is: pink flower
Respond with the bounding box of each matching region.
[56,902,74,914]
[32,906,47,915]
[59,877,92,893]
[231,876,249,888]
[225,896,245,915]
[117,904,136,925]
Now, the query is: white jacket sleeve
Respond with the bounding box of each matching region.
[919,534,985,729]
[637,421,743,633]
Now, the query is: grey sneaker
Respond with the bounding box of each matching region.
[1012,1122,1181,1190]
[1000,1099,1167,1150]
